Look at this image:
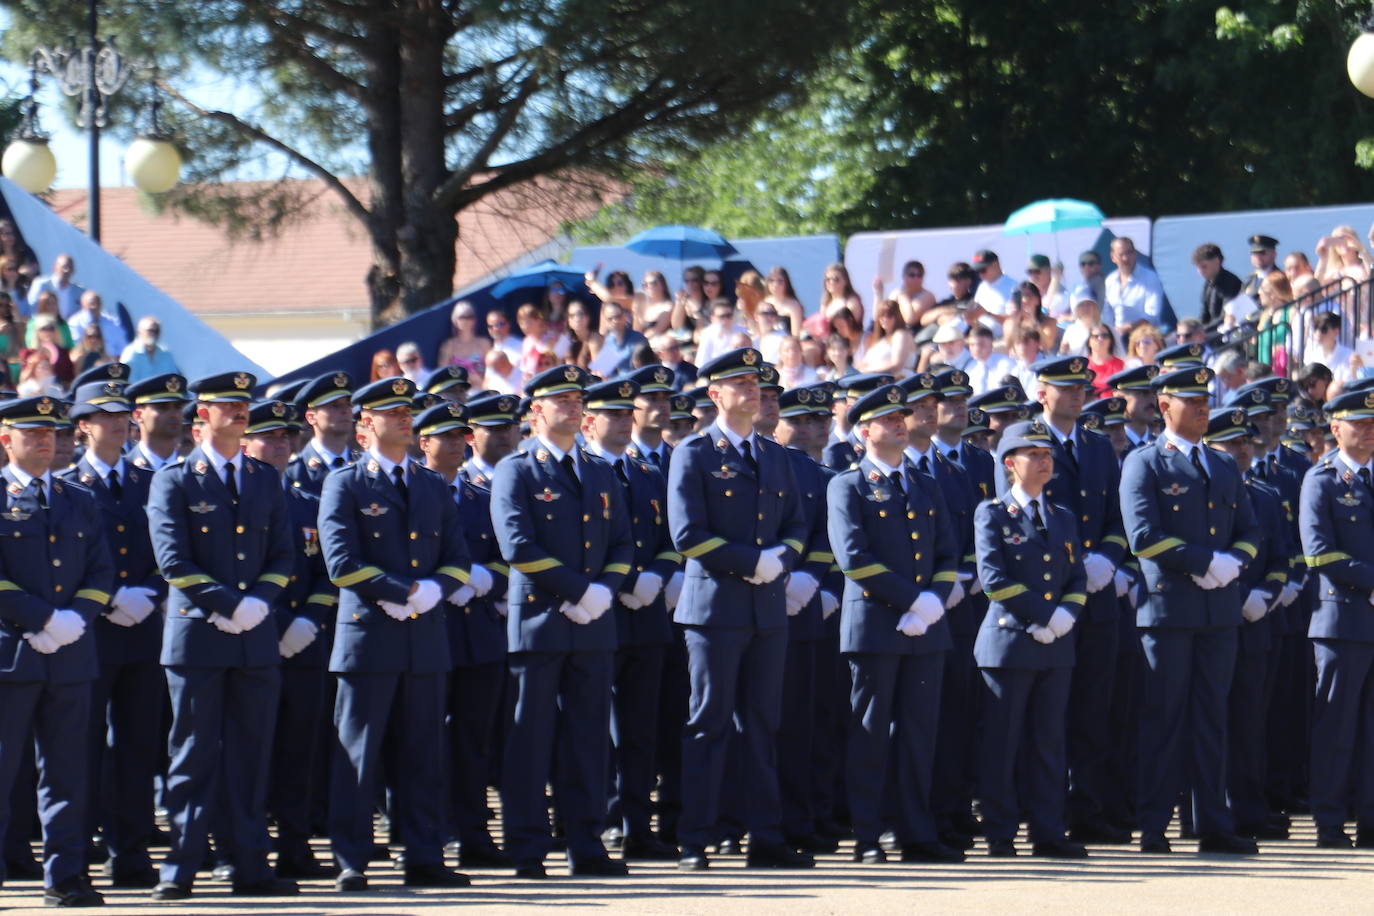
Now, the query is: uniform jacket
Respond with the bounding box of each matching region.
[148,447,293,668]
[823,431,864,473]
[59,457,164,666]
[285,440,359,497]
[827,456,958,656]
[319,454,470,674]
[1237,476,1289,655]
[667,423,807,630]
[608,453,677,649]
[1120,439,1259,628]
[784,447,833,642]
[973,496,1086,670]
[446,464,508,667]
[491,443,632,653]
[275,480,336,668]
[0,469,113,684]
[1044,426,1128,624]
[1300,454,1374,643]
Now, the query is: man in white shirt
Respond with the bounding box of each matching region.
[397,341,429,384]
[67,291,129,355]
[695,301,751,366]
[963,325,1013,396]
[27,253,84,319]
[1104,238,1166,335]
[972,250,1017,334]
[483,349,524,395]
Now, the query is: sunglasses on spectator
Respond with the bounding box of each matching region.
[455,313,475,320]
[1027,268,1044,274]
[1079,259,1099,267]
[488,319,508,327]
[1090,332,1113,339]
[905,271,923,278]
[704,279,722,286]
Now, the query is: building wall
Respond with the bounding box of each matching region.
[199,310,371,377]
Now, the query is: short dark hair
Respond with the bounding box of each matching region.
[1192,243,1223,265]
[1315,312,1342,334]
[947,261,975,281]
[1297,362,1333,386]
[967,325,994,340]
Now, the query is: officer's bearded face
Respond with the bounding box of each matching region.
[1208,436,1252,473]
[1334,417,1374,461]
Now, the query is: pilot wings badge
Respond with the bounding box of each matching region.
[188,501,217,514]
[360,503,389,517]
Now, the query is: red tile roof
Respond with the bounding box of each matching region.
[44,173,617,314]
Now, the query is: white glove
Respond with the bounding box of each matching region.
[44,609,85,646]
[664,571,684,609]
[230,596,270,631]
[1047,606,1076,638]
[912,591,945,627]
[407,579,443,615]
[105,607,140,628]
[278,617,319,658]
[495,592,509,617]
[619,590,645,610]
[1114,568,1132,598]
[560,601,593,625]
[1207,552,1243,589]
[944,579,966,610]
[579,582,613,620]
[1191,570,1220,590]
[448,584,476,607]
[208,612,244,634]
[748,545,786,585]
[632,571,663,607]
[786,570,819,604]
[1127,585,1140,610]
[1027,623,1056,645]
[379,600,411,621]
[820,590,839,620]
[968,576,984,596]
[1082,553,1114,594]
[1241,589,1269,623]
[467,563,494,598]
[895,610,928,637]
[1280,581,1301,607]
[112,585,158,623]
[24,631,60,654]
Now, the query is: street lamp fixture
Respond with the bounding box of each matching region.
[1350,8,1374,97]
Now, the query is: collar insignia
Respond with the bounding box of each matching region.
[367,460,380,473]
[1007,503,1019,515]
[194,460,208,475]
[308,457,321,469]
[80,473,95,485]
[536,449,549,462]
[868,469,881,482]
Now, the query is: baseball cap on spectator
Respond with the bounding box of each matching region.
[972,250,999,269]
[1027,254,1051,272]
[932,325,963,344]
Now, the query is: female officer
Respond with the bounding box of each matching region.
[973,420,1088,858]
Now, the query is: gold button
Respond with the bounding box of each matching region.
[915,575,923,583]
[1083,540,1092,549]
[1207,501,1213,509]
[238,582,247,590]
[115,524,125,533]
[1043,592,1053,600]
[526,595,534,602]
[757,513,764,520]
[236,552,245,560]
[725,490,732,497]
[756,538,764,545]
[290,601,297,608]
[1043,573,1052,581]
[409,532,418,540]
[636,565,643,571]
[1172,505,1179,512]
[635,540,643,548]
[998,617,1008,626]
[910,533,918,540]
[863,590,870,598]
[54,585,62,592]
[583,514,590,522]
[914,553,922,560]
[464,607,471,615]
[119,547,128,556]
[907,511,915,519]
[179,608,187,615]
[411,559,419,567]
[353,613,361,619]
[879,510,887,518]
[119,571,128,579]
[51,558,60,567]
[47,535,55,543]
[1043,554,1052,562]
[236,525,245,534]
[1080,489,1087,497]
[201,526,210,533]
[373,532,381,538]
[1081,514,1089,522]
[546,514,553,521]
[1208,527,1216,535]
[584,541,592,549]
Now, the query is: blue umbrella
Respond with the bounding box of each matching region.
[489,260,586,298]
[624,225,738,261]
[1003,199,1105,235]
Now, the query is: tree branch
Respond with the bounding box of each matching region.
[438,73,540,208]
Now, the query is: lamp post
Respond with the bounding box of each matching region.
[0,0,181,244]
[1350,9,1374,97]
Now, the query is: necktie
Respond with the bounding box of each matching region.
[1190,447,1210,484]
[107,469,122,500]
[889,471,906,499]
[560,454,581,494]
[449,483,460,504]
[33,479,46,510]
[740,439,758,474]
[1361,468,1372,491]
[615,459,629,486]
[1030,499,1046,536]
[1253,458,1267,480]
[224,464,239,503]
[1064,437,1077,469]
[917,456,931,477]
[392,465,407,500]
[649,450,661,468]
[331,456,345,469]
[947,449,959,464]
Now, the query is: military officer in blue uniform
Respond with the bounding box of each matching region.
[60,381,165,888]
[1027,356,1133,844]
[665,393,697,448]
[1203,407,1292,840]
[0,396,113,907]
[968,384,1032,451]
[147,371,298,899]
[826,384,962,864]
[1156,341,1207,372]
[1299,389,1374,848]
[580,379,681,860]
[973,420,1089,858]
[1106,365,1160,454]
[667,347,811,870]
[1081,397,1129,458]
[125,373,191,472]
[319,377,475,891]
[440,393,518,868]
[423,365,471,403]
[285,371,358,496]
[491,365,633,878]
[1119,366,1261,855]
[822,373,894,471]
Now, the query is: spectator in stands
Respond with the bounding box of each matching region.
[829,306,863,361]
[822,332,855,381]
[16,347,63,397]
[650,333,697,389]
[1026,254,1069,319]
[436,301,490,386]
[855,297,915,376]
[877,260,937,329]
[70,323,114,375]
[483,348,523,395]
[816,262,864,335]
[0,220,38,280]
[764,266,805,335]
[727,269,766,339]
[588,300,646,377]
[916,262,978,339]
[1255,271,1296,374]
[637,270,674,336]
[27,314,74,386]
[396,341,428,383]
[1307,311,1356,392]
[1123,321,1165,369]
[1086,323,1123,398]
[27,253,83,320]
[753,302,788,364]
[1008,327,1043,393]
[1003,281,1059,353]
[673,265,709,337]
[542,281,571,335]
[1104,237,1166,335]
[1059,294,1104,356]
[516,302,568,376]
[584,266,635,314]
[696,299,750,365]
[972,249,1018,333]
[964,325,1013,396]
[0,257,29,315]
[486,307,522,361]
[1213,350,1249,402]
[25,290,70,349]
[1316,226,1372,285]
[67,291,129,355]
[776,335,818,388]
[921,323,971,373]
[1074,250,1107,306]
[370,347,402,381]
[1192,242,1242,326]
[0,293,22,381]
[120,316,179,382]
[1284,251,1321,300]
[565,299,602,369]
[800,335,826,377]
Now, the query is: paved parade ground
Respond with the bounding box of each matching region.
[1,817,1369,915]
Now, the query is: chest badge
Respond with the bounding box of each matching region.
[361,503,389,517]
[1162,483,1189,496]
[868,488,890,503]
[302,527,320,556]
[1338,493,1362,506]
[712,466,738,480]
[600,491,611,519]
[1003,532,1026,545]
[4,507,30,522]
[188,501,217,514]
[535,488,561,502]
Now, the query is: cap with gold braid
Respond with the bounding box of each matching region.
[1151,366,1214,398]
[126,373,190,405]
[847,383,911,426]
[296,371,353,408]
[414,401,471,437]
[190,371,256,403]
[0,396,67,428]
[1324,389,1374,421]
[69,381,132,419]
[526,364,589,399]
[585,379,639,411]
[351,376,416,411]
[245,399,296,435]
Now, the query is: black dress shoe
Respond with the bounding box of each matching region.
[404,863,471,887]
[109,866,161,888]
[369,843,391,862]
[44,876,105,907]
[602,826,624,851]
[1197,833,1258,855]
[513,862,548,879]
[986,839,1017,857]
[211,862,235,881]
[815,819,848,840]
[901,840,965,863]
[1032,837,1089,859]
[679,848,709,871]
[275,851,339,879]
[950,812,983,837]
[1069,818,1132,844]
[6,855,43,880]
[745,843,814,868]
[1140,833,1172,854]
[569,857,629,877]
[459,843,513,868]
[1356,828,1374,849]
[1317,829,1353,849]
[787,833,840,854]
[853,843,886,864]
[715,836,743,855]
[151,881,192,901]
[336,869,369,891]
[939,830,975,851]
[622,834,680,861]
[232,876,300,896]
[1236,821,1288,841]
